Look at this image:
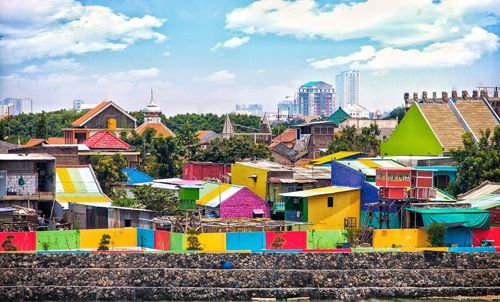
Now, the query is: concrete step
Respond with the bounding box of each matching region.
[1,285,499,301]
[1,268,498,289]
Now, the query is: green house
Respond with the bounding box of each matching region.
[381,99,499,156]
[178,186,200,210]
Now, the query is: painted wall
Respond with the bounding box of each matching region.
[137,228,155,249]
[446,228,472,247]
[265,231,307,250]
[307,190,360,230]
[307,230,345,249]
[0,231,36,251]
[184,232,226,252]
[231,163,269,200]
[380,103,443,156]
[373,229,430,248]
[170,232,185,251]
[220,187,271,219]
[472,227,500,246]
[183,162,231,182]
[79,228,137,249]
[36,230,80,250]
[154,230,170,250]
[226,232,266,252]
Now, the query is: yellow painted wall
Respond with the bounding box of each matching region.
[307,190,360,230]
[231,163,269,199]
[80,228,137,249]
[184,232,226,252]
[400,247,448,252]
[373,229,430,248]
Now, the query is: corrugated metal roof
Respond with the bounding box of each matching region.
[0,153,55,161]
[55,166,111,208]
[310,151,362,165]
[337,159,405,176]
[122,168,154,185]
[457,194,500,210]
[196,183,243,207]
[280,186,359,198]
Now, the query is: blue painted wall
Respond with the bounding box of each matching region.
[446,227,472,247]
[226,232,266,252]
[137,228,155,249]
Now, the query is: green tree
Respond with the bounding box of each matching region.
[386,106,406,122]
[97,234,111,251]
[131,184,177,214]
[426,223,446,247]
[326,124,381,156]
[194,136,272,163]
[90,154,127,195]
[35,111,48,139]
[176,122,200,159]
[186,228,203,251]
[272,123,286,136]
[449,126,500,196]
[110,190,144,209]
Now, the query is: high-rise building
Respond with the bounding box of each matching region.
[277,96,297,116]
[72,99,98,111]
[295,81,334,116]
[335,70,360,109]
[234,104,264,116]
[2,97,32,115]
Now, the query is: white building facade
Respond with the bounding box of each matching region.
[335,70,360,109]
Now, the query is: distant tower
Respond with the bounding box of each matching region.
[222,114,234,139]
[335,70,359,109]
[143,89,162,124]
[261,113,272,134]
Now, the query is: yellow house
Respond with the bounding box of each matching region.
[281,186,360,230]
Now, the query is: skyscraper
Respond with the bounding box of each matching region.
[295,81,334,116]
[335,71,360,109]
[2,97,33,115]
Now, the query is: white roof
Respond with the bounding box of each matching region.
[44,144,90,151]
[0,153,55,161]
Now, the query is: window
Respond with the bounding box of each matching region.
[124,219,132,227]
[327,197,334,207]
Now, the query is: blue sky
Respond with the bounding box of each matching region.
[1,0,499,114]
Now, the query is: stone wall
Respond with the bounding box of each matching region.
[0,252,498,301]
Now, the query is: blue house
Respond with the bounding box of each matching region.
[122,168,154,185]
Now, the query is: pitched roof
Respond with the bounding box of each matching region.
[417,103,465,152]
[196,130,219,144]
[47,137,65,144]
[24,138,45,148]
[280,186,358,198]
[71,101,136,127]
[270,128,296,148]
[455,99,499,139]
[83,130,131,150]
[310,151,363,165]
[301,81,331,88]
[326,107,351,124]
[458,181,500,200]
[122,168,154,185]
[270,142,297,161]
[0,140,18,153]
[55,166,111,209]
[135,122,175,138]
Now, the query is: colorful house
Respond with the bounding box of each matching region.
[182,161,231,182]
[64,101,137,144]
[458,181,500,225]
[80,130,140,168]
[196,182,270,219]
[381,98,499,156]
[281,186,360,230]
[413,166,457,190]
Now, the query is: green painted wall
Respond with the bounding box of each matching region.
[380,104,443,156]
[36,230,80,250]
[306,230,345,249]
[170,232,185,251]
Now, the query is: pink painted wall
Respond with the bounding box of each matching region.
[220,187,271,219]
[0,231,36,251]
[266,231,307,250]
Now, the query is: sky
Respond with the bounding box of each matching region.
[0,0,499,115]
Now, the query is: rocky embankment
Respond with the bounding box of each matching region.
[0,252,499,301]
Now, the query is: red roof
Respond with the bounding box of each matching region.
[47,137,65,144]
[24,138,45,148]
[83,131,131,150]
[269,128,296,148]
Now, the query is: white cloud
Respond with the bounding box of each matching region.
[226,0,500,47]
[256,69,265,73]
[197,70,235,84]
[210,36,250,52]
[22,58,81,74]
[350,27,499,70]
[0,0,166,64]
[163,51,171,56]
[310,46,376,69]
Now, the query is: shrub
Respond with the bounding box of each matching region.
[186,229,203,251]
[426,223,446,247]
[97,234,111,251]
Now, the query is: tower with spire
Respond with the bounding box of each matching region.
[132,89,176,138]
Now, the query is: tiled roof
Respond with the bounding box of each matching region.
[135,122,175,138]
[418,103,465,152]
[455,99,499,139]
[47,137,65,144]
[83,130,131,150]
[71,101,111,127]
[270,128,296,148]
[196,130,219,144]
[24,138,45,148]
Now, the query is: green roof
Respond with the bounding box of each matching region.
[407,208,488,214]
[326,107,351,124]
[301,81,325,87]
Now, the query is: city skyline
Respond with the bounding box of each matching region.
[1,0,499,115]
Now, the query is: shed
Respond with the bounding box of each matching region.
[406,208,490,229]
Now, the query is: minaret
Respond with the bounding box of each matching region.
[222,114,234,139]
[143,89,162,124]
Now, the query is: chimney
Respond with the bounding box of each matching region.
[494,87,499,98]
[422,91,428,101]
[432,92,437,101]
[462,90,468,99]
[413,92,418,101]
[472,90,478,99]
[404,92,409,101]
[480,90,487,98]
[451,90,458,100]
[442,91,448,101]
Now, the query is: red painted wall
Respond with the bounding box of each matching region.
[0,232,36,251]
[154,230,170,250]
[183,162,231,182]
[472,227,500,246]
[266,231,307,250]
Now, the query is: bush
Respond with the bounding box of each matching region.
[426,223,446,247]
[97,234,111,251]
[186,229,203,251]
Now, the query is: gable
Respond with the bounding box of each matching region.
[83,131,131,150]
[72,101,136,129]
[380,103,443,156]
